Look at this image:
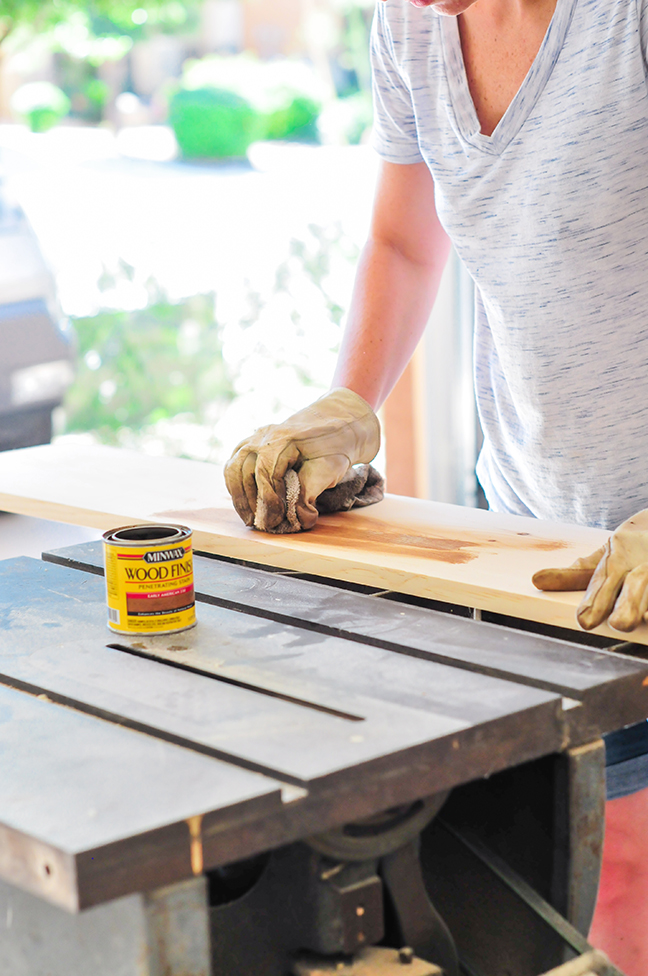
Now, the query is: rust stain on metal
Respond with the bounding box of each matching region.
[187,814,204,875]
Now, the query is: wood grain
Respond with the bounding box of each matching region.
[0,442,644,645]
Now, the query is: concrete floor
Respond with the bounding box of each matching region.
[0,512,100,561]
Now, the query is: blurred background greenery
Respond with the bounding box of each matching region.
[0,0,376,462]
[2,0,374,143]
[60,219,358,463]
[61,218,359,462]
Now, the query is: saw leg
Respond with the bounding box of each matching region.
[0,875,211,976]
[381,840,459,976]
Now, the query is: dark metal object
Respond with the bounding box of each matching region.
[418,740,609,976]
[0,682,280,911]
[0,553,630,919]
[433,820,623,976]
[550,741,606,936]
[44,542,648,742]
[439,820,591,957]
[0,557,568,787]
[208,843,383,975]
[382,840,459,976]
[0,545,642,975]
[0,874,211,976]
[307,795,448,862]
[207,823,458,976]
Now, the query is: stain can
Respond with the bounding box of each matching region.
[103,523,196,636]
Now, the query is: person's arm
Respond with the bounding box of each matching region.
[225,158,451,533]
[332,158,452,410]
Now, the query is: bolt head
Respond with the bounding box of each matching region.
[398,946,414,965]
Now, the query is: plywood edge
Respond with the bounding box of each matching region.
[0,493,117,532]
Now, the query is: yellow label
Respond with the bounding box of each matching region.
[104,537,196,634]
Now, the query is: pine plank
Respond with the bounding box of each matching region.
[0,442,643,645]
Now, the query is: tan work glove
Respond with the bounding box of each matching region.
[224,388,381,533]
[532,509,648,632]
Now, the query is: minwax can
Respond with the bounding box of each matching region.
[103,524,196,635]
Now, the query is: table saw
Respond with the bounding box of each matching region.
[1,444,648,976]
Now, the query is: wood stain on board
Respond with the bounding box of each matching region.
[158,507,570,566]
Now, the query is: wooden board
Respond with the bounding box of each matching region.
[0,442,645,645]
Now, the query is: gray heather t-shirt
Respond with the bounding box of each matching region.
[370,0,648,530]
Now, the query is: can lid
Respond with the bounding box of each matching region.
[103,524,191,545]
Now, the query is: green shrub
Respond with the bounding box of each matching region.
[173,55,324,156]
[169,86,264,160]
[10,82,71,132]
[252,60,323,141]
[264,93,320,141]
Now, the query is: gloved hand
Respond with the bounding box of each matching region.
[532,509,648,632]
[224,388,381,533]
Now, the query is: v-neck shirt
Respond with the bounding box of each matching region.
[442,0,572,152]
[371,0,648,529]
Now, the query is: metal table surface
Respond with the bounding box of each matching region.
[0,542,647,976]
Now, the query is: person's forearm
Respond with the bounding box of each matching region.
[332,233,451,410]
[331,159,452,411]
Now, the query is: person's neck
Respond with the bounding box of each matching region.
[461,0,557,29]
[458,0,558,135]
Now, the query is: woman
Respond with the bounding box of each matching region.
[226,1,648,968]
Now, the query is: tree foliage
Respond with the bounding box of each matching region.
[0,1,196,47]
[64,286,234,444]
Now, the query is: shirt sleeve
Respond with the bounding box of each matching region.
[370,3,425,164]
